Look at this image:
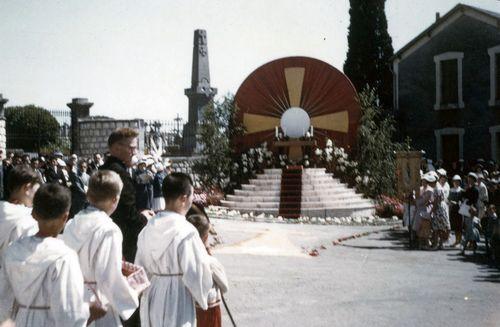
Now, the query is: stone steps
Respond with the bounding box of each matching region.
[223,168,375,218]
[221,200,373,209]
[234,189,358,197]
[241,183,351,191]
[250,178,341,186]
[227,193,366,203]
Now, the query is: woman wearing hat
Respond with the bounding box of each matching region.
[152,162,167,211]
[413,173,436,249]
[431,172,451,249]
[449,175,464,246]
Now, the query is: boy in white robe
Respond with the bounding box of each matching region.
[62,170,139,326]
[135,173,213,327]
[0,165,40,263]
[0,183,105,326]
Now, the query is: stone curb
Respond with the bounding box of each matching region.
[331,225,402,246]
[207,205,400,227]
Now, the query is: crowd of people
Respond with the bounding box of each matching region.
[408,158,500,260]
[0,128,227,327]
[0,149,172,219]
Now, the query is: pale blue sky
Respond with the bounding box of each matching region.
[1,0,499,122]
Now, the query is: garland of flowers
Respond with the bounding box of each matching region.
[311,139,370,191]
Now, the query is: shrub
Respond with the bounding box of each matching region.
[6,105,61,152]
[375,195,404,218]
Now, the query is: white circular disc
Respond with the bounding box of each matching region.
[280,107,310,138]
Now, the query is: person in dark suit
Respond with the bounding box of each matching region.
[68,160,88,218]
[100,128,154,327]
[99,128,154,262]
[44,157,67,186]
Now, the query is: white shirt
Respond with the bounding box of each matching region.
[0,236,89,327]
[135,210,213,327]
[0,201,38,264]
[61,207,139,326]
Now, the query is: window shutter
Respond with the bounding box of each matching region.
[441,59,458,104]
[496,54,500,100]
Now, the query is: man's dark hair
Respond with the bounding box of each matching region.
[162,172,193,202]
[32,184,71,220]
[6,165,41,194]
[107,128,139,147]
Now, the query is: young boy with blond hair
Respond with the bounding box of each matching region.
[62,170,139,326]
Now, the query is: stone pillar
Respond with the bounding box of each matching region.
[67,98,92,155]
[0,94,8,154]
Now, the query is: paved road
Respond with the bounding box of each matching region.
[210,219,500,327]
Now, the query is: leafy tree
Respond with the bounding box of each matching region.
[344,0,394,111]
[354,88,407,198]
[192,94,243,192]
[5,105,61,153]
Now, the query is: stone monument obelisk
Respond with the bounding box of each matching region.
[183,29,217,154]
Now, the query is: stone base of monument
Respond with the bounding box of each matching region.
[221,168,375,218]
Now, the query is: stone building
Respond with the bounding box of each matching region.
[392,4,500,166]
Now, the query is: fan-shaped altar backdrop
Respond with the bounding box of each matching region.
[234,56,361,152]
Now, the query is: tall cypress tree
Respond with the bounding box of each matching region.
[343,0,394,112]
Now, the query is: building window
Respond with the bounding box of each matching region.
[441,59,458,104]
[434,52,464,110]
[497,54,500,100]
[489,125,500,162]
[434,127,464,163]
[488,45,500,106]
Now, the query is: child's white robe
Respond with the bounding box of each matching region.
[135,210,213,327]
[0,201,37,263]
[0,236,89,326]
[61,206,139,326]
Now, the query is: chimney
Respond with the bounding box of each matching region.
[435,12,440,21]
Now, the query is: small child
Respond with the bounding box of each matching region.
[187,210,228,327]
[0,183,104,326]
[62,170,139,326]
[483,204,497,257]
[0,165,40,262]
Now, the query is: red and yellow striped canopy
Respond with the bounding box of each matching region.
[234,56,361,152]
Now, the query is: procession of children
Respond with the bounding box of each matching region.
[0,128,228,327]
